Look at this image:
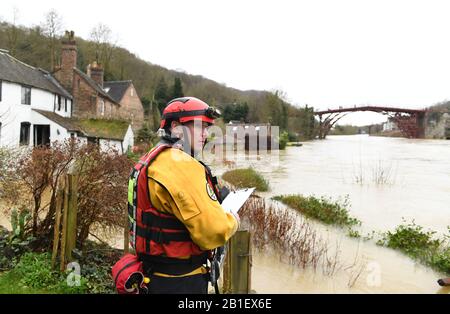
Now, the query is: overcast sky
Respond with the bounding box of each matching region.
[2,0,450,125]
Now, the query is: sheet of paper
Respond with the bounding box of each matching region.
[220,188,255,215]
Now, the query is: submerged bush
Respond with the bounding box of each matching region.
[239,197,342,275]
[377,221,450,275]
[272,194,360,227]
[222,168,269,191]
[278,131,289,150]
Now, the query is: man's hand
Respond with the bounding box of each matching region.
[231,211,240,229]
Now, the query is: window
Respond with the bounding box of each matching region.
[33,125,50,147]
[64,98,68,112]
[21,86,31,105]
[100,100,105,116]
[57,95,62,111]
[20,122,31,145]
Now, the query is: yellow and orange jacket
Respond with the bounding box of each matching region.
[147,147,238,252]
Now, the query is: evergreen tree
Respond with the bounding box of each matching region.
[141,96,151,116]
[154,77,169,114]
[171,77,184,99]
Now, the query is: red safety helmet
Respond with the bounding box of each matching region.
[160,97,221,129]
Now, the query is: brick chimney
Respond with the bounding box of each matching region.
[87,61,104,87]
[57,31,77,92]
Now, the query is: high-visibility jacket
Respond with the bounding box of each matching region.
[128,143,238,275]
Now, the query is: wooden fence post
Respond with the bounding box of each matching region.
[223,230,252,294]
[60,175,69,272]
[65,173,78,263]
[51,188,63,269]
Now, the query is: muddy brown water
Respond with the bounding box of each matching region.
[1,135,449,293]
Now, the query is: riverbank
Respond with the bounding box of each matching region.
[370,130,404,138]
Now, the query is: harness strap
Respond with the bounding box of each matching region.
[141,211,187,230]
[135,225,192,243]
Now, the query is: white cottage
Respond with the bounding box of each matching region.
[0,49,133,154]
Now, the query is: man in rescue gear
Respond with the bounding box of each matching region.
[127,96,239,294]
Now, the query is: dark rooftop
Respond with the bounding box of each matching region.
[103,80,132,103]
[0,50,72,99]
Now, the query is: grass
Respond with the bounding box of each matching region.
[77,118,130,140]
[0,270,50,294]
[0,252,71,294]
[0,224,120,294]
[377,222,450,275]
[221,168,269,192]
[272,194,360,227]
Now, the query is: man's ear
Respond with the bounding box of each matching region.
[171,121,180,129]
[170,121,184,139]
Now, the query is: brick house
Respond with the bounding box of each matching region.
[0,48,133,153]
[104,80,144,132]
[53,32,144,132]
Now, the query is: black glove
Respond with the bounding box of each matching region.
[218,186,230,204]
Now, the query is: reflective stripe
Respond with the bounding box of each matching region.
[127,176,135,205]
[153,266,207,278]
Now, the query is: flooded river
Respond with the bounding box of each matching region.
[1,135,448,293]
[212,135,450,293]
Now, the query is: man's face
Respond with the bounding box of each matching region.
[171,120,210,155]
[183,120,210,153]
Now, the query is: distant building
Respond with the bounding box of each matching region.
[53,32,144,133]
[382,119,398,132]
[104,80,144,133]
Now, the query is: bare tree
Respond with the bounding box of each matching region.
[42,9,63,70]
[6,7,20,56]
[89,23,116,74]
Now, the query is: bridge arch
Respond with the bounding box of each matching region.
[314,106,426,139]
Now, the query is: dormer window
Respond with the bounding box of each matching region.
[21,85,31,105]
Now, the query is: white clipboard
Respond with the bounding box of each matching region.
[220,188,255,215]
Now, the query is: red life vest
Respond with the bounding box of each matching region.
[127,143,209,268]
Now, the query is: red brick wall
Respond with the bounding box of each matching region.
[116,84,144,132]
[72,71,98,118]
[55,41,77,92]
[71,71,121,120]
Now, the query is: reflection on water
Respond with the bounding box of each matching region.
[211,135,450,293]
